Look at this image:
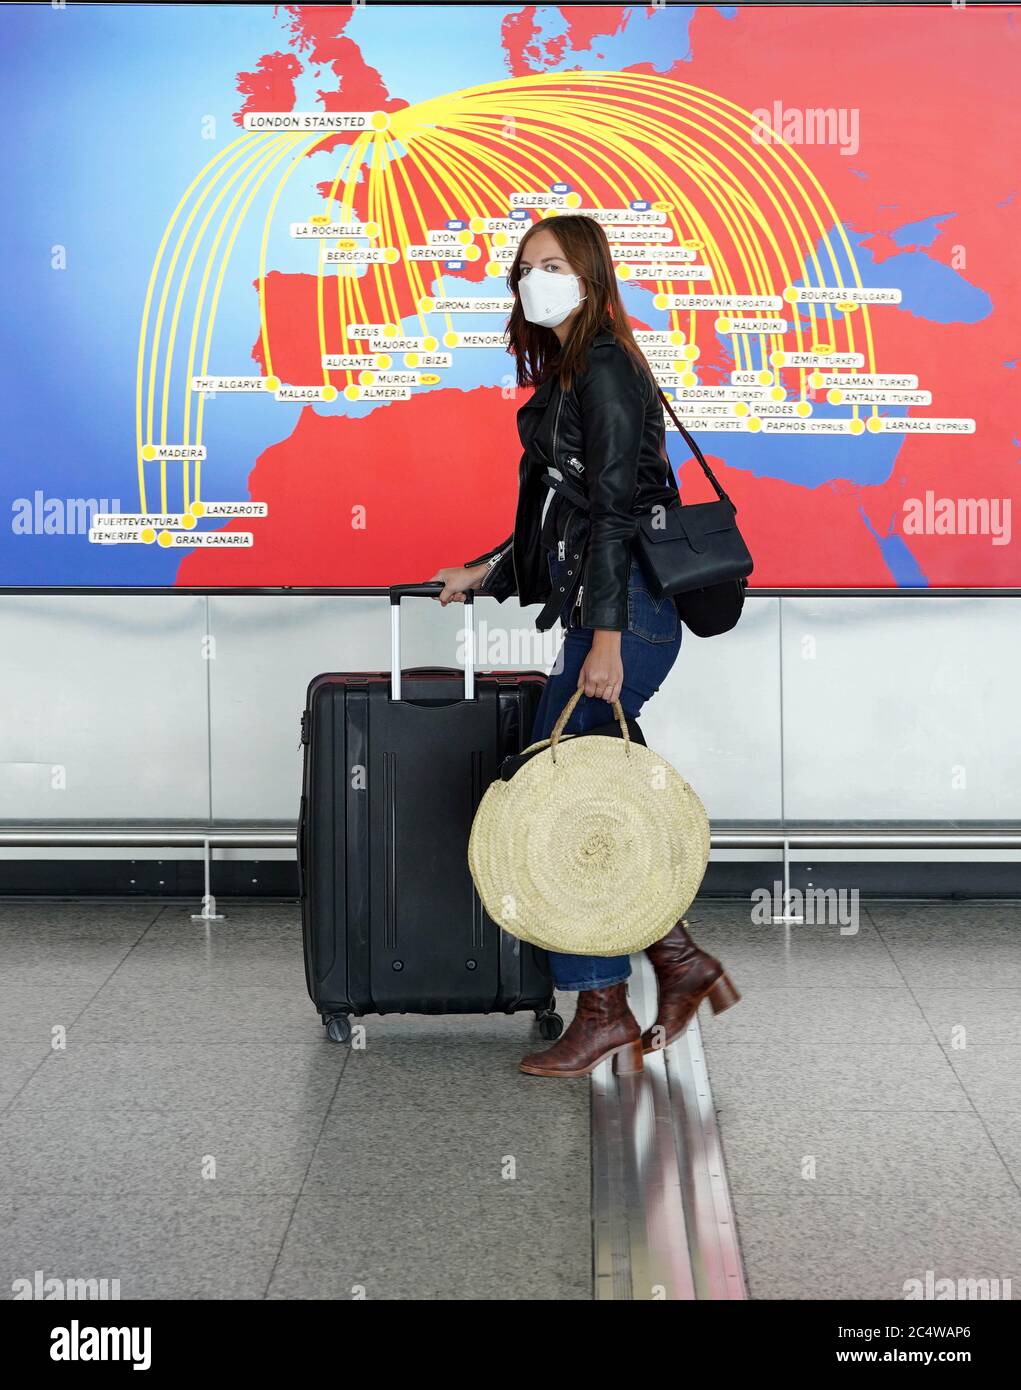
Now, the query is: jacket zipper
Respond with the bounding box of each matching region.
[550,385,565,469]
[479,543,508,592]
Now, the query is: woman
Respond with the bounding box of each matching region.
[432,214,739,1078]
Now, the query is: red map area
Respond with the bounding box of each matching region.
[178,3,1020,589]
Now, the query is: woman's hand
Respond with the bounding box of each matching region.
[578,630,624,703]
[430,564,488,605]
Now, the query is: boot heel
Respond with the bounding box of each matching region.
[612,1040,644,1075]
[707,972,741,1015]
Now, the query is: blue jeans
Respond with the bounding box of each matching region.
[528,554,684,992]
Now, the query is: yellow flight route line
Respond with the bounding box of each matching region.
[539,100,777,380]
[391,130,506,336]
[335,135,376,375]
[477,75,839,358]
[443,107,741,374]
[170,135,295,513]
[379,133,437,341]
[366,134,403,330]
[316,133,372,384]
[314,139,364,390]
[136,131,258,513]
[386,128,506,298]
[140,132,275,513]
[449,98,772,375]
[582,85,841,379]
[472,90,816,378]
[376,130,464,338]
[257,133,337,383]
[151,135,289,513]
[191,133,327,505]
[600,72,877,388]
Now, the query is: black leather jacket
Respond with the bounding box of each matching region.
[464,331,680,631]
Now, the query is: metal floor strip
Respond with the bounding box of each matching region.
[591,953,748,1300]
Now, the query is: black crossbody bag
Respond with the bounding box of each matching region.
[639,387,754,637]
[541,388,754,638]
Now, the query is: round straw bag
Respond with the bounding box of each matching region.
[468,689,710,956]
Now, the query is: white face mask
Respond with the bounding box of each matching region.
[517,266,586,328]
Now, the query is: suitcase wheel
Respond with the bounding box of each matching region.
[324,1015,352,1045]
[535,1009,564,1041]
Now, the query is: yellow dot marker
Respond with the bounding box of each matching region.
[866,416,883,432]
[322,384,337,401]
[180,513,197,530]
[383,248,399,265]
[457,230,473,245]
[469,217,485,234]
[443,331,458,348]
[733,402,749,418]
[375,354,392,370]
[747,417,763,432]
[770,351,784,367]
[140,527,156,544]
[423,335,438,351]
[358,370,375,386]
[565,193,582,208]
[493,232,507,247]
[418,296,435,314]
[682,372,697,388]
[157,531,173,547]
[757,370,772,385]
[370,111,390,131]
[850,418,866,435]
[463,245,481,262]
[809,370,825,390]
[683,345,699,361]
[652,292,668,310]
[485,261,503,277]
[344,384,360,401]
[796,400,811,417]
[669,330,685,347]
[616,264,631,280]
[264,375,280,391]
[190,501,206,517]
[405,352,419,368]
[782,287,798,303]
[141,444,157,462]
[383,324,399,338]
[716,317,731,334]
[828,389,844,405]
[363,221,380,239]
[770,386,785,402]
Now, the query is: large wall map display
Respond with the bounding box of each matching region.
[3,3,1018,588]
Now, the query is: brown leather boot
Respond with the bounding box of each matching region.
[519,983,644,1077]
[641,918,741,1054]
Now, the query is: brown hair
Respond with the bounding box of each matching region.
[505,214,654,393]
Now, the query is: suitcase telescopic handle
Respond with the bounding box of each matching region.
[388,582,475,702]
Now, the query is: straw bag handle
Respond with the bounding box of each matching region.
[542,687,631,763]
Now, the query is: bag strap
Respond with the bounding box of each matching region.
[656,386,734,509]
[541,386,736,514]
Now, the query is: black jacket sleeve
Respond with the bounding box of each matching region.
[576,346,648,630]
[462,534,517,600]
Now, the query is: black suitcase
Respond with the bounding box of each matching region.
[297,583,563,1044]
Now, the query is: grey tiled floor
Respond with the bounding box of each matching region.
[0,901,590,1300]
[693,898,1021,1300]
